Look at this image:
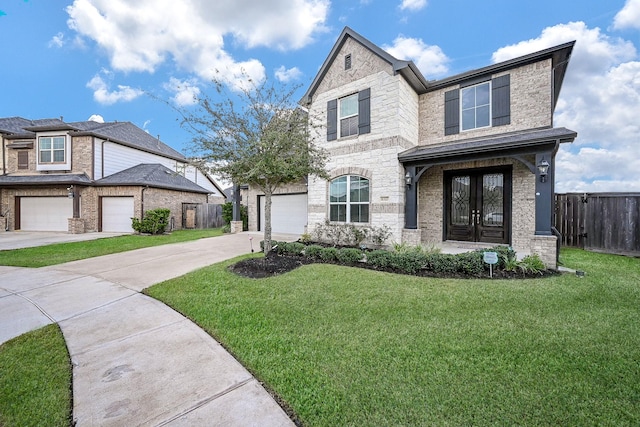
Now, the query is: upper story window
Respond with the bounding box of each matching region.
[326,88,371,141]
[39,136,66,163]
[329,175,370,223]
[36,133,71,171]
[444,74,510,136]
[461,81,491,131]
[339,94,359,137]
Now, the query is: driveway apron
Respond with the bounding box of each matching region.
[0,232,298,426]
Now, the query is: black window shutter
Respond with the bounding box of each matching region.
[358,88,371,135]
[327,99,337,141]
[444,89,460,135]
[492,74,510,126]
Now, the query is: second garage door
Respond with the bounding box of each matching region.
[20,197,72,231]
[259,194,307,234]
[102,197,135,232]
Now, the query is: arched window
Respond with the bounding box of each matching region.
[329,175,369,223]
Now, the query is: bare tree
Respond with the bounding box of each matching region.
[181,74,328,254]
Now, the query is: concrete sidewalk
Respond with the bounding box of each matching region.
[0,232,298,426]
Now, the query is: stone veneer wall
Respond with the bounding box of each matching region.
[531,235,558,270]
[417,157,536,252]
[418,59,553,145]
[305,36,421,243]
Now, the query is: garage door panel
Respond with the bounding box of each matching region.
[102,197,134,232]
[20,197,72,231]
[259,194,307,234]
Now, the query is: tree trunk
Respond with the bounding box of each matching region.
[263,187,273,255]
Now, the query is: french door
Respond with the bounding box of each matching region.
[445,167,511,244]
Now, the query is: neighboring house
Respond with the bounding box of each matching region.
[0,117,225,233]
[247,27,577,269]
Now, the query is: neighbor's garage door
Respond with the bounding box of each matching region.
[102,197,134,232]
[259,194,307,234]
[20,197,72,231]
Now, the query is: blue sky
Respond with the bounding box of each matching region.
[1,0,639,192]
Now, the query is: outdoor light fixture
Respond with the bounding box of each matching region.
[67,185,74,199]
[405,171,412,186]
[537,159,550,183]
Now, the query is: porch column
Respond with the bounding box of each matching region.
[534,152,553,235]
[404,166,418,229]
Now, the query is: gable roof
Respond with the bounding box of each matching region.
[301,26,575,110]
[0,117,185,161]
[302,26,430,103]
[95,163,210,194]
[70,121,186,160]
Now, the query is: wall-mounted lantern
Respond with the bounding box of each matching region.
[537,159,550,183]
[405,171,412,186]
[67,185,74,198]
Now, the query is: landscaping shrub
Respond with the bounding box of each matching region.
[304,245,324,259]
[455,251,486,275]
[424,253,458,274]
[319,247,339,262]
[336,248,364,264]
[388,251,428,274]
[366,250,394,269]
[281,242,305,256]
[131,208,170,234]
[312,220,393,247]
[520,254,546,274]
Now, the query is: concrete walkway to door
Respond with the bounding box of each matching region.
[0,231,298,426]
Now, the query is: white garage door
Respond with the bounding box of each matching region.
[20,197,72,231]
[259,194,307,234]
[102,197,134,232]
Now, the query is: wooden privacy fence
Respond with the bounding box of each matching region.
[554,193,640,256]
[182,203,224,229]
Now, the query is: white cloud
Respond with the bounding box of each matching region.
[87,114,104,123]
[164,77,201,106]
[492,21,640,192]
[400,0,427,11]
[614,0,640,30]
[65,0,329,89]
[383,36,449,78]
[48,32,65,48]
[86,72,143,105]
[275,66,302,82]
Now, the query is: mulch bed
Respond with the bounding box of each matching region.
[228,252,557,280]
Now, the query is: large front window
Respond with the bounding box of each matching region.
[461,81,490,131]
[329,175,369,222]
[339,94,359,138]
[39,136,66,163]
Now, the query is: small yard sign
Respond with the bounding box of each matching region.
[483,251,499,278]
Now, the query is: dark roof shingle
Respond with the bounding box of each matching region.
[95,164,210,193]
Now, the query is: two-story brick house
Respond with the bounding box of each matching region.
[0,117,225,233]
[248,27,577,269]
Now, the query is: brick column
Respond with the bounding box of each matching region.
[230,221,243,234]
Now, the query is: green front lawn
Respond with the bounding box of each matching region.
[146,248,640,426]
[2,248,638,426]
[0,228,223,267]
[0,325,72,427]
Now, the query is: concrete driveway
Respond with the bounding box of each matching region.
[0,231,298,426]
[0,231,129,251]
